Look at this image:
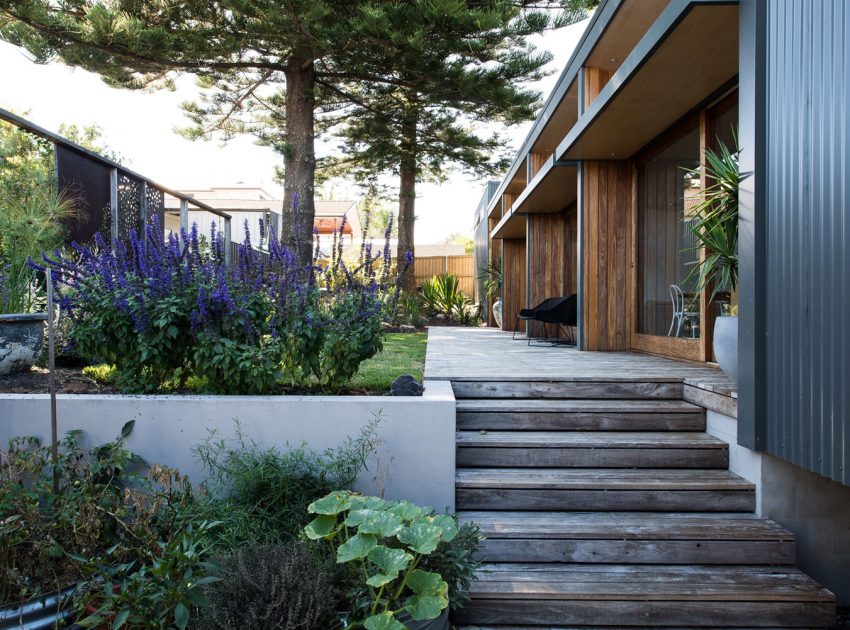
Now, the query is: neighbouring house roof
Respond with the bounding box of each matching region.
[164,187,360,235]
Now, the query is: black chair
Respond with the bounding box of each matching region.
[513,295,577,346]
[512,297,563,341]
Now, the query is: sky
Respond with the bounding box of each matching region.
[0,19,588,244]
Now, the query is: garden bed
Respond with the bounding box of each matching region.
[0,332,428,396]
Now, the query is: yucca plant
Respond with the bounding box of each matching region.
[683,139,749,306]
[478,260,502,300]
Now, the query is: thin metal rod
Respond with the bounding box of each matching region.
[46,270,59,494]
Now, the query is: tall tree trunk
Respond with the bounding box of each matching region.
[281,54,316,268]
[397,109,418,293]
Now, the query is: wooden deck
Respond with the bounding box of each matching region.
[424,326,734,391]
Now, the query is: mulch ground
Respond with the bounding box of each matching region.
[0,366,120,394]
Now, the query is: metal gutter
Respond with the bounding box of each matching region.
[484,0,625,217]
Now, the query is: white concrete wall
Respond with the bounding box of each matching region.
[706,409,850,604]
[0,381,456,513]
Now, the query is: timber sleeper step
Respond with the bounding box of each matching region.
[451,380,685,400]
[458,511,795,565]
[456,563,836,628]
[456,431,728,468]
[456,468,755,512]
[456,398,705,432]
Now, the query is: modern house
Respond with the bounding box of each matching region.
[164,186,361,255]
[473,0,849,617]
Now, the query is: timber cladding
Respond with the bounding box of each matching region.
[502,237,527,332]
[582,161,633,351]
[527,210,577,338]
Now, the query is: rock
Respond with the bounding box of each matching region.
[381,321,395,331]
[391,374,423,396]
[435,313,446,320]
[399,324,417,333]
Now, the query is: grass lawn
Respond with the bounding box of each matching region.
[347,332,428,392]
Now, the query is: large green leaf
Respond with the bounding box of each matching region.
[337,533,378,563]
[309,491,354,515]
[365,545,412,586]
[397,522,443,555]
[345,509,377,528]
[304,514,338,540]
[358,511,404,538]
[429,514,458,543]
[349,495,387,511]
[404,569,449,620]
[363,612,405,630]
[388,500,427,522]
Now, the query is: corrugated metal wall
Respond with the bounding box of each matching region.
[764,0,849,485]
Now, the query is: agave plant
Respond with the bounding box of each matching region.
[478,259,502,300]
[683,139,749,305]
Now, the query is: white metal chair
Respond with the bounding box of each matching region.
[668,284,700,337]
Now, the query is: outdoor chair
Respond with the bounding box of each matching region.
[667,284,700,338]
[513,295,577,346]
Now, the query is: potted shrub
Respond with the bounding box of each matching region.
[479,261,502,328]
[0,186,74,375]
[305,491,461,630]
[684,140,749,382]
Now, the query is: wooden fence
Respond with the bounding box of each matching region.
[414,255,474,297]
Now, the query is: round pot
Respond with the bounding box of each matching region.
[713,315,738,383]
[0,587,75,630]
[0,313,48,376]
[397,608,449,630]
[492,298,503,329]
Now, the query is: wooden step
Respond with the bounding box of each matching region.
[451,380,683,400]
[456,564,836,627]
[456,469,755,512]
[458,511,795,565]
[457,399,705,431]
[456,431,728,468]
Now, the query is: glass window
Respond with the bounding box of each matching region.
[637,124,702,338]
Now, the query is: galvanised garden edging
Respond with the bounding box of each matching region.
[0,379,456,512]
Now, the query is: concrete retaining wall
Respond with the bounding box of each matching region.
[0,380,456,512]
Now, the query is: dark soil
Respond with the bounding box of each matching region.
[0,367,120,394]
[836,605,849,630]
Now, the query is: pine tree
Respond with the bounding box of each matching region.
[322,0,598,290]
[0,0,597,268]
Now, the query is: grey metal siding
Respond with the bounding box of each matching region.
[763,0,849,485]
[473,182,499,311]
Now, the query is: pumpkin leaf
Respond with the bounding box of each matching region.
[397,522,442,555]
[304,514,338,540]
[364,611,405,630]
[337,533,378,563]
[309,491,354,515]
[358,511,404,538]
[429,514,458,543]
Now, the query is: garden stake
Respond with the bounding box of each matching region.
[47,269,59,494]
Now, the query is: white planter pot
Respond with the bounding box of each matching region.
[0,313,48,375]
[713,316,738,383]
[492,298,503,329]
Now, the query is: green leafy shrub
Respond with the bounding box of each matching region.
[419,274,476,324]
[192,417,380,553]
[394,293,427,328]
[75,521,221,630]
[420,521,482,611]
[192,543,339,630]
[304,491,458,629]
[41,216,401,394]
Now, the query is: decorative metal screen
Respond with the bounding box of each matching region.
[117,173,143,241]
[55,145,112,247]
[145,185,165,234]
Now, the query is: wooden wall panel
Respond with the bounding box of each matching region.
[582,161,633,351]
[528,152,547,181]
[583,67,613,110]
[527,212,578,338]
[502,237,527,332]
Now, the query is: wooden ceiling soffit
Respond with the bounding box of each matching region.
[490,209,527,240]
[512,158,578,216]
[556,1,739,161]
